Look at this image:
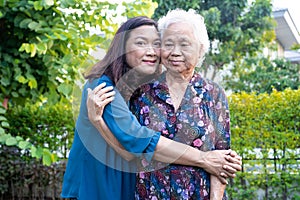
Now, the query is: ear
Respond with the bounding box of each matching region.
[198,44,205,59]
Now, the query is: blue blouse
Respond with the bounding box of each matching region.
[61,75,161,200]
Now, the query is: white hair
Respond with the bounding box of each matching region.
[158,9,210,56]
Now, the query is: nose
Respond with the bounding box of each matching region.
[170,45,181,56]
[146,45,156,56]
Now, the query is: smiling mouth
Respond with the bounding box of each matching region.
[143,60,157,64]
[170,60,183,65]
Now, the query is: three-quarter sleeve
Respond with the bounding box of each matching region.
[100,76,161,160]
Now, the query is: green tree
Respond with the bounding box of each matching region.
[0,0,157,106]
[152,0,275,85]
[227,57,300,93]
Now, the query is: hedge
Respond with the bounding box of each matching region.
[227,88,300,199]
[0,88,299,199]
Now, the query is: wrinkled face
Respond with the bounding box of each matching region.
[161,22,201,75]
[125,25,161,75]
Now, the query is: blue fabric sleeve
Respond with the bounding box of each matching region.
[99,76,161,160]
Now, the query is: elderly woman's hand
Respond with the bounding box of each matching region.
[200,149,242,184]
[86,83,135,161]
[87,82,115,125]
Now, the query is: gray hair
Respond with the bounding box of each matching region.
[158,9,210,63]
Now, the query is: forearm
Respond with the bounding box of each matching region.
[210,175,226,200]
[153,136,205,167]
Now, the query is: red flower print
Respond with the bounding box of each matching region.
[169,116,176,124]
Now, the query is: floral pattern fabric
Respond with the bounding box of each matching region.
[130,72,230,200]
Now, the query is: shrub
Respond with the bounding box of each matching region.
[228,88,300,199]
[0,102,74,198]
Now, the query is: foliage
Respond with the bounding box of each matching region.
[227,57,300,94]
[0,101,73,196]
[0,101,74,166]
[228,88,300,199]
[0,0,157,105]
[0,0,157,164]
[152,0,275,82]
[0,105,9,136]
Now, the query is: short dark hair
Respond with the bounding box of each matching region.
[85,16,158,85]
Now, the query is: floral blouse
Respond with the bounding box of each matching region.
[130,72,230,200]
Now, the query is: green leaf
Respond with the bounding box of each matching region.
[28,77,38,89]
[30,43,37,57]
[16,75,28,84]
[36,42,47,54]
[11,91,19,97]
[0,127,4,135]
[19,18,33,28]
[0,107,6,114]
[33,1,43,11]
[30,146,37,157]
[42,149,52,166]
[6,137,17,146]
[0,116,6,121]
[15,136,23,141]
[44,0,54,6]
[28,21,40,30]
[0,133,9,142]
[1,121,9,127]
[57,83,72,96]
[31,146,43,158]
[18,140,31,149]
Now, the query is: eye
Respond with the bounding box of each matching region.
[164,42,174,49]
[153,41,161,48]
[181,43,189,47]
[136,41,146,46]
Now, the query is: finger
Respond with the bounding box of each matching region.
[95,86,114,99]
[229,150,237,157]
[217,176,228,185]
[224,171,235,179]
[225,155,242,166]
[220,172,229,178]
[94,82,107,93]
[223,164,237,174]
[101,97,115,107]
[223,166,237,178]
[225,161,242,172]
[104,91,116,98]
[95,85,113,95]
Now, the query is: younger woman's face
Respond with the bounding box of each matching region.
[125,25,161,75]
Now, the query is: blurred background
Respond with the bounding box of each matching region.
[0,0,299,199]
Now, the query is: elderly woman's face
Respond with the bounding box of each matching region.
[125,25,161,75]
[161,22,201,75]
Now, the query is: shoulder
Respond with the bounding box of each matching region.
[83,75,114,90]
[98,75,114,87]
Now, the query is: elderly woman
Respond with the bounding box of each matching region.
[130,9,231,199]
[87,9,241,200]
